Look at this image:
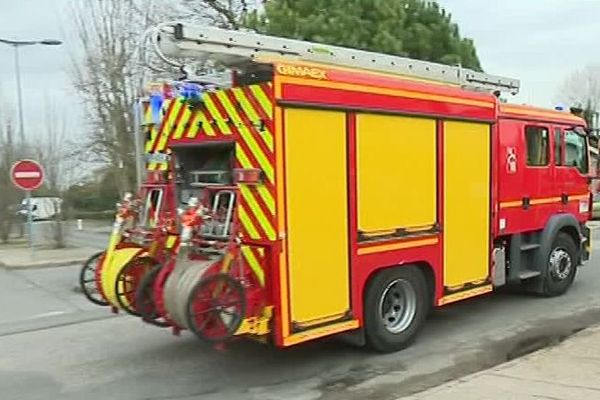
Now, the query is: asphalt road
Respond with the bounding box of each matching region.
[0,266,109,336]
[2,230,600,400]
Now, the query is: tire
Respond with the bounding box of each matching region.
[364,266,429,353]
[115,257,154,317]
[79,251,109,306]
[135,264,171,328]
[186,274,246,344]
[541,233,578,297]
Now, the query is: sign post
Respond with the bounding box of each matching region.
[10,159,45,254]
[25,190,33,249]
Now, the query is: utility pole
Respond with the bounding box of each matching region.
[0,38,63,144]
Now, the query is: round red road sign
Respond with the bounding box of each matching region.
[10,159,45,191]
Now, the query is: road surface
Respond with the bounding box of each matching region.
[1,230,600,400]
[0,266,108,336]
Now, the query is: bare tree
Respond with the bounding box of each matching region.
[175,0,259,28]
[30,97,75,248]
[557,64,600,128]
[69,0,260,202]
[0,110,23,243]
[557,65,600,189]
[70,0,157,196]
[32,96,70,193]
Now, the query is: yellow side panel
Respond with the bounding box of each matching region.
[284,108,350,326]
[101,247,144,307]
[357,114,436,233]
[444,121,490,287]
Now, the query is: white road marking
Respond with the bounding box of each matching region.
[29,311,67,320]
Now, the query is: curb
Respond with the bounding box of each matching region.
[334,307,600,400]
[1,258,87,270]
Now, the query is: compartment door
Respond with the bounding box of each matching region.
[356,114,437,236]
[284,108,350,328]
[443,121,491,289]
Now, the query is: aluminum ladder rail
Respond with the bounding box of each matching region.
[154,22,520,95]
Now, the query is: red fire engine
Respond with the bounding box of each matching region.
[134,24,592,352]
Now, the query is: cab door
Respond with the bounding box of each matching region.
[552,126,567,212]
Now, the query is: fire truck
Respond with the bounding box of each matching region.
[135,23,592,352]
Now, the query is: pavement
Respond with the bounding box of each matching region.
[399,325,600,399]
[0,245,100,269]
[0,219,109,268]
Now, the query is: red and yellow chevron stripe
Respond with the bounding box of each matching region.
[168,83,275,285]
[241,245,266,285]
[142,101,162,170]
[144,98,186,171]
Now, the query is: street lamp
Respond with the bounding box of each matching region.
[0,38,63,144]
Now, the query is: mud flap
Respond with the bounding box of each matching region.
[581,223,591,264]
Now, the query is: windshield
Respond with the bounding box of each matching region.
[565,129,589,174]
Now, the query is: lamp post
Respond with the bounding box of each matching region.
[0,38,63,144]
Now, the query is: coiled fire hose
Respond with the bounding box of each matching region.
[163,251,214,328]
[163,199,214,328]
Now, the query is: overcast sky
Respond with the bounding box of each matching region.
[0,0,77,142]
[1,0,599,142]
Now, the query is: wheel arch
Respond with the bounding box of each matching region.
[523,213,583,295]
[559,225,581,252]
[537,214,582,266]
[360,261,434,352]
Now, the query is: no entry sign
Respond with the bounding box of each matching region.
[10,159,45,191]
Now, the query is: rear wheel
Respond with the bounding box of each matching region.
[79,252,108,306]
[135,264,171,328]
[186,274,246,344]
[541,233,578,297]
[364,266,429,353]
[115,257,154,316]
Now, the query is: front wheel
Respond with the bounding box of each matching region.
[364,266,429,353]
[541,233,578,297]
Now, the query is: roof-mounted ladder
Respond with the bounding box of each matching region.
[154,23,520,95]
